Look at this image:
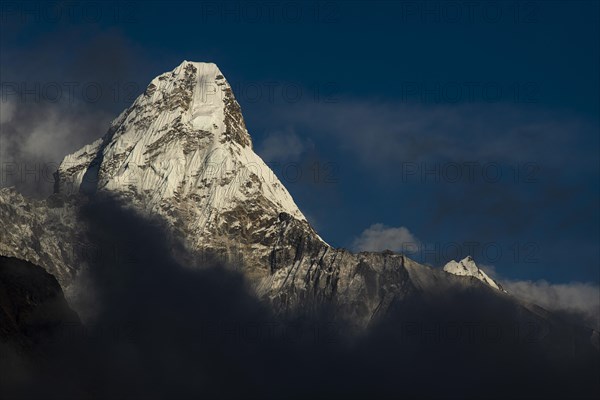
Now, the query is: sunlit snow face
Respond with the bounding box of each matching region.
[443,256,504,292]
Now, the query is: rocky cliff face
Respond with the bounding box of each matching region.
[0,189,82,289]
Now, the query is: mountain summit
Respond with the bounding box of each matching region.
[56,61,305,221]
[54,61,320,277]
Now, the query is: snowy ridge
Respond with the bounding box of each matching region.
[443,256,507,292]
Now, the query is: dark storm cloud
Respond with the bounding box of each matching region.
[0,196,346,399]
[1,196,598,399]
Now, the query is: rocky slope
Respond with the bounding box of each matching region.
[0,189,82,289]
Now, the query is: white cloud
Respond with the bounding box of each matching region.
[353,223,420,253]
[503,279,600,329]
[0,99,16,125]
[257,128,308,162]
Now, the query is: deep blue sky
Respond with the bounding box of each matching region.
[1,1,598,284]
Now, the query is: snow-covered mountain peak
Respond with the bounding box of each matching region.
[443,256,507,292]
[54,61,317,264]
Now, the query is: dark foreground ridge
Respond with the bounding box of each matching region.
[0,256,80,349]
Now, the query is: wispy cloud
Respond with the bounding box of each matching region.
[256,127,310,163]
[261,101,598,174]
[0,99,16,124]
[0,99,112,197]
[352,223,419,253]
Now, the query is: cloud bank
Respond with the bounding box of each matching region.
[504,279,600,330]
[261,101,598,174]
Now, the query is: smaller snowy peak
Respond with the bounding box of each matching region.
[443,256,507,292]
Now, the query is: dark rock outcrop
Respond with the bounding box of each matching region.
[0,256,80,352]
